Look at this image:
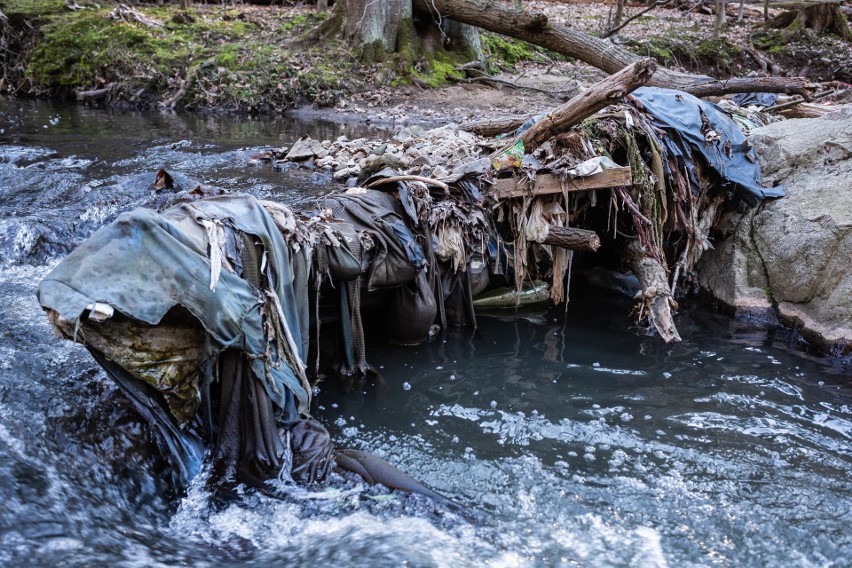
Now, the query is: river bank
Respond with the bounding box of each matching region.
[2,0,850,119]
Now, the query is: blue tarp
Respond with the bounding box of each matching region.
[632,87,784,205]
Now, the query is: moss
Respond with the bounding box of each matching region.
[409,54,465,88]
[360,40,387,65]
[622,36,675,66]
[695,37,742,68]
[2,0,66,21]
[392,17,422,70]
[279,12,326,34]
[27,11,163,90]
[7,2,354,109]
[624,31,746,75]
[481,33,561,70]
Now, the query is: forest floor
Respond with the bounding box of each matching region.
[1,0,850,125]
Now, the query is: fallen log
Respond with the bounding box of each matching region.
[412,0,817,97]
[460,114,533,137]
[76,83,115,102]
[622,239,682,343]
[493,58,656,156]
[681,76,818,99]
[535,225,601,252]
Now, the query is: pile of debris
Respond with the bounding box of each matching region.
[36,59,796,494]
[265,125,486,183]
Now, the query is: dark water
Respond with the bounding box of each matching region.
[1,98,850,567]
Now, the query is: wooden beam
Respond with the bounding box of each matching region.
[491,167,632,200]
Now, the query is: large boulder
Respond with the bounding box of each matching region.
[697,106,852,355]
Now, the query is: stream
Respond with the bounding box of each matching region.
[1,98,850,567]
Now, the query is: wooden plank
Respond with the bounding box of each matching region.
[491,167,632,200]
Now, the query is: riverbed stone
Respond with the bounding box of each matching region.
[285,136,322,161]
[697,106,852,354]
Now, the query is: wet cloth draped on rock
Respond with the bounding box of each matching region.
[38,195,312,415]
[37,195,317,483]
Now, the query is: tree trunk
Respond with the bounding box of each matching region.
[713,0,727,38]
[411,0,815,97]
[614,0,625,29]
[328,0,483,63]
[339,0,411,53]
[765,2,852,40]
[444,19,484,62]
[317,0,328,13]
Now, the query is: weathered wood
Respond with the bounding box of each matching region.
[76,84,115,101]
[492,59,656,158]
[366,175,449,191]
[460,114,534,137]
[765,88,836,111]
[411,0,816,97]
[622,239,681,343]
[535,226,601,252]
[492,167,632,200]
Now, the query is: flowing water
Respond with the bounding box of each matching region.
[1,98,850,567]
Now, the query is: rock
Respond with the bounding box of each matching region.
[285,136,319,161]
[697,107,852,354]
[333,167,354,181]
[431,165,449,179]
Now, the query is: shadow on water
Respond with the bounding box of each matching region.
[1,98,850,567]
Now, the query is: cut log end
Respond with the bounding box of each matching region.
[535,226,601,252]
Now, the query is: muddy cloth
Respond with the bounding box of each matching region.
[631,87,784,206]
[322,190,430,368]
[322,190,426,290]
[732,92,779,108]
